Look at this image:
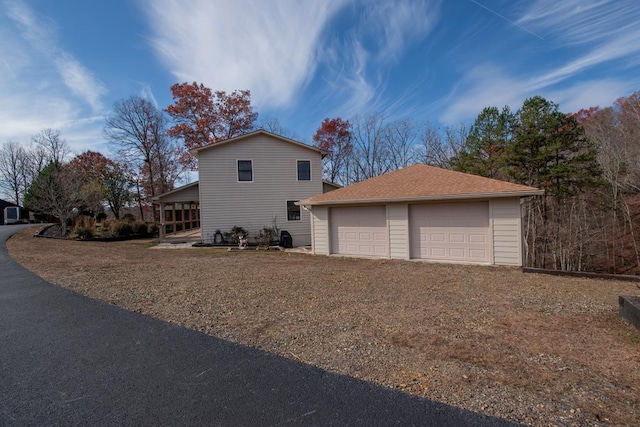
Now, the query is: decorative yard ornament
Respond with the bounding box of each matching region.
[238,234,248,250]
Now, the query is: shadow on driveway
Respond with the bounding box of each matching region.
[0,225,517,426]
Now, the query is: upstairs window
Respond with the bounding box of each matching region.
[297,160,311,181]
[238,160,253,182]
[287,201,301,221]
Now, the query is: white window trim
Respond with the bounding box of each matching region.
[296,159,312,181]
[286,200,302,221]
[237,159,254,182]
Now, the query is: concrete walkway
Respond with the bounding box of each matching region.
[0,225,516,426]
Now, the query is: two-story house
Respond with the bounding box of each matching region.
[154,130,334,246]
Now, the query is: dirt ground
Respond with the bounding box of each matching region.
[7,228,640,426]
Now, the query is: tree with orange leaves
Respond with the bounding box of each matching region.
[68,151,133,220]
[166,82,258,168]
[312,117,352,185]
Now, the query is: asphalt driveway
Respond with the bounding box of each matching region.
[0,225,515,426]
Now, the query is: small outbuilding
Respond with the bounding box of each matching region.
[299,164,543,266]
[0,199,19,225]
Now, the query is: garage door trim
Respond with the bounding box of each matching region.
[409,202,491,264]
[330,205,389,258]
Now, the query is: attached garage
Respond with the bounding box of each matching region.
[301,165,544,267]
[409,202,490,264]
[330,206,388,258]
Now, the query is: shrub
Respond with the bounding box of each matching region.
[224,226,248,243]
[122,213,136,223]
[110,221,133,237]
[255,227,276,246]
[131,221,148,234]
[72,227,94,240]
[147,222,159,235]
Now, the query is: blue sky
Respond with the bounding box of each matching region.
[1,0,639,155]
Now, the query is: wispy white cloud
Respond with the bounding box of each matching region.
[516,0,638,46]
[524,31,640,91]
[545,79,630,113]
[321,35,383,118]
[55,53,106,112]
[470,0,543,40]
[439,62,633,124]
[144,0,442,122]
[0,0,108,155]
[5,0,106,112]
[143,0,348,109]
[319,0,441,119]
[364,0,441,61]
[136,83,159,108]
[439,64,526,123]
[438,0,640,124]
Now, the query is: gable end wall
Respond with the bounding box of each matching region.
[198,135,323,246]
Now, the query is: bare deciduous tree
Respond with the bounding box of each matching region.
[386,118,419,170]
[32,128,69,164]
[0,141,29,205]
[419,122,466,169]
[350,112,392,182]
[104,96,179,219]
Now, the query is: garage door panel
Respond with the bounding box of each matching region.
[469,234,487,243]
[449,233,465,243]
[373,232,387,241]
[450,248,465,257]
[430,233,445,242]
[358,231,372,240]
[469,249,488,259]
[410,202,490,263]
[431,248,446,257]
[330,206,388,258]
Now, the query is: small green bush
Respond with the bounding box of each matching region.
[110,221,133,237]
[224,226,248,243]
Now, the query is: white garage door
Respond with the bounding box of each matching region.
[409,202,490,263]
[330,206,388,258]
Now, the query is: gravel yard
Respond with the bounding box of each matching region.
[7,228,640,426]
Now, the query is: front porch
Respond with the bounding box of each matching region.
[152,181,201,241]
[158,201,200,240]
[161,226,202,244]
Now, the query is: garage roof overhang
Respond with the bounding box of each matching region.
[298,189,545,207]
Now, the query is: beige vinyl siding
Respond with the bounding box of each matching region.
[388,203,409,259]
[198,134,323,246]
[157,183,199,203]
[322,182,340,193]
[491,198,522,266]
[311,206,329,255]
